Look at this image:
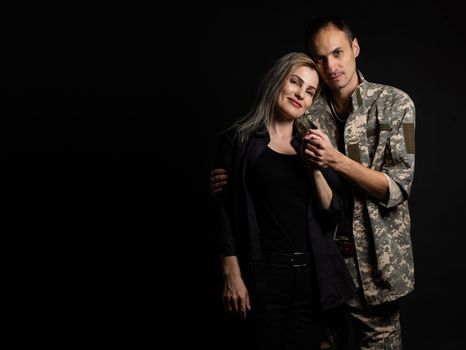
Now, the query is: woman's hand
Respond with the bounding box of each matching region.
[223,274,251,319]
[222,256,251,319]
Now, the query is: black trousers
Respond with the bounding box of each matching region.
[248,254,323,350]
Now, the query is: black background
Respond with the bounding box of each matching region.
[3,1,465,348]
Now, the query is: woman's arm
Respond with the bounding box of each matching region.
[222,256,250,319]
[307,168,332,209]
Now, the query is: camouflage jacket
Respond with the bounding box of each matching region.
[307,72,415,306]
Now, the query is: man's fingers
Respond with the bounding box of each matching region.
[303,133,321,141]
[305,144,321,155]
[306,138,324,149]
[308,128,325,138]
[212,181,227,191]
[216,181,227,188]
[304,149,320,162]
[211,169,226,176]
[212,174,228,182]
[210,173,228,195]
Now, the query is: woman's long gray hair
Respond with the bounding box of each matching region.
[234,52,320,141]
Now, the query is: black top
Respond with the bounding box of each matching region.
[214,127,355,310]
[247,147,311,253]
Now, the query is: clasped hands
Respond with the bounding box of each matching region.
[301,128,338,169]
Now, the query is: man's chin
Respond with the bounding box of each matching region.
[330,81,347,91]
[326,82,340,90]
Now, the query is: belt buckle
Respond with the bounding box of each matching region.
[291,252,306,268]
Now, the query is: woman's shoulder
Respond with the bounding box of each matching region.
[214,126,241,155]
[218,126,237,138]
[216,126,239,146]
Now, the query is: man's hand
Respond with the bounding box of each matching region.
[210,168,228,194]
[304,129,389,202]
[302,129,341,169]
[301,131,321,170]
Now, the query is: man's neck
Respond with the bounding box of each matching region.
[330,91,353,121]
[329,70,360,120]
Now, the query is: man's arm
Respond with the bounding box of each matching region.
[213,131,237,259]
[304,129,389,202]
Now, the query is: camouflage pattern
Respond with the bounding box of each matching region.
[345,256,402,349]
[350,307,401,350]
[307,72,415,306]
[321,256,402,350]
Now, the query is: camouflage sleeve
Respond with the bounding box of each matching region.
[382,173,403,207]
[380,93,415,208]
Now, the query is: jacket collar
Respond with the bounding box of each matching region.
[251,123,302,154]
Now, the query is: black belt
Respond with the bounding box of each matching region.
[263,252,312,268]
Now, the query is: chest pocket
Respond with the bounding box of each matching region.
[366,122,390,166]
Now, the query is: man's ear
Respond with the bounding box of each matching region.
[352,38,360,58]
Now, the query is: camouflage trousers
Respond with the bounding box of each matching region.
[321,256,402,350]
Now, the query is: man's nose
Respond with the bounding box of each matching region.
[326,56,338,72]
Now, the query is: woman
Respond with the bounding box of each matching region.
[213,52,354,350]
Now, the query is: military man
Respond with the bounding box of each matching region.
[211,14,415,350]
[302,14,415,350]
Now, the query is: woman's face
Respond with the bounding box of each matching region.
[275,65,319,121]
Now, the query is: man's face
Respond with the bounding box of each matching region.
[309,24,359,93]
